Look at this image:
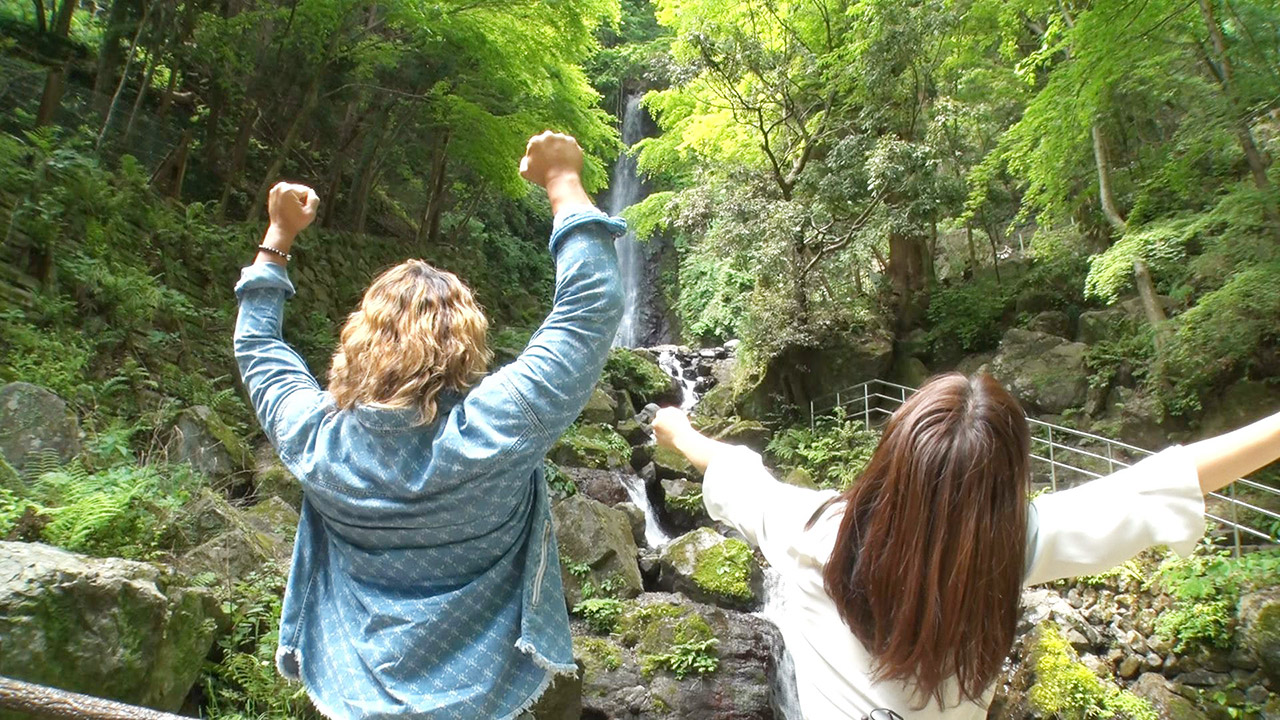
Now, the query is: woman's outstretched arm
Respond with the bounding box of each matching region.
[1186,409,1280,494]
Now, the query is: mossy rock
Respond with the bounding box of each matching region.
[650,445,699,481]
[603,349,681,406]
[657,528,761,610]
[0,382,81,475]
[574,635,623,675]
[164,405,252,479]
[579,387,618,425]
[616,418,650,447]
[781,466,819,490]
[709,419,771,453]
[550,495,643,606]
[694,384,737,419]
[658,478,708,535]
[614,599,717,660]
[550,424,630,469]
[1240,587,1280,685]
[253,451,302,511]
[1027,622,1157,719]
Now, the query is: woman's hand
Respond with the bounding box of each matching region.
[650,406,726,474]
[652,406,693,450]
[520,131,591,215]
[258,182,319,265]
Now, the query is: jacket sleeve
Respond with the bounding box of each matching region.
[442,208,626,466]
[1023,445,1206,586]
[232,262,327,468]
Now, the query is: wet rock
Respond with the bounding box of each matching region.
[0,382,81,474]
[616,502,646,548]
[616,418,650,447]
[694,384,737,419]
[551,495,643,606]
[164,405,252,480]
[564,467,629,507]
[0,541,219,712]
[657,527,762,610]
[658,478,709,535]
[650,445,699,481]
[989,329,1089,414]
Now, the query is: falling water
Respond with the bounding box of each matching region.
[605,95,649,347]
[756,568,804,720]
[656,348,698,411]
[615,470,673,548]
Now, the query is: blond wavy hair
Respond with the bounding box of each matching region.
[328,260,491,424]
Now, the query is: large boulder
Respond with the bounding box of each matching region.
[0,541,219,712]
[657,527,762,611]
[1130,673,1209,720]
[0,382,81,475]
[736,328,894,420]
[603,348,683,407]
[178,496,298,581]
[658,478,709,535]
[709,419,772,453]
[989,329,1090,414]
[551,495,644,606]
[1197,381,1280,439]
[164,405,252,480]
[1238,587,1280,685]
[577,593,779,720]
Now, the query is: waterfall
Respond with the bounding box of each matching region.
[605,94,649,348]
[615,470,673,548]
[756,568,804,720]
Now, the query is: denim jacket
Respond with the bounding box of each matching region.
[233,208,626,720]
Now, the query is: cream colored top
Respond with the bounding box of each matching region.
[702,445,1208,720]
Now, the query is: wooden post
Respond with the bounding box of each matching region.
[0,676,191,720]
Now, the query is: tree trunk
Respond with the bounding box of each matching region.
[96,0,153,151]
[35,65,67,127]
[92,0,134,114]
[1092,124,1128,232]
[33,0,47,33]
[887,229,928,330]
[1132,258,1170,349]
[214,103,257,221]
[1197,0,1272,193]
[418,131,451,244]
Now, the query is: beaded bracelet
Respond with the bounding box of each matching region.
[258,244,292,262]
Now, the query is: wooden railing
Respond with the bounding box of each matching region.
[0,676,190,720]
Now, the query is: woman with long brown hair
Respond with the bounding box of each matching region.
[651,372,1280,719]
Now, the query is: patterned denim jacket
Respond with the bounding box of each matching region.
[233,208,626,720]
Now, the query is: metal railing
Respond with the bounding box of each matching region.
[809,379,1280,552]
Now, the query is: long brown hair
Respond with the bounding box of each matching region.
[815,373,1030,707]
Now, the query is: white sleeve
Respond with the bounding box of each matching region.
[702,445,838,570]
[1024,445,1206,586]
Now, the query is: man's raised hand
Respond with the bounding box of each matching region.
[519,131,584,189]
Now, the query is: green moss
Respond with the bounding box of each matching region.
[1029,623,1157,720]
[574,636,623,673]
[603,348,674,404]
[691,537,754,602]
[550,423,630,469]
[613,600,720,679]
[573,597,625,634]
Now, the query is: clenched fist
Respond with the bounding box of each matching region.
[519,131,584,189]
[267,182,320,238]
[652,406,693,451]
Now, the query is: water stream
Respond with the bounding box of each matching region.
[605,94,649,348]
[641,345,804,720]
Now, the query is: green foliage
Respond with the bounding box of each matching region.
[690,537,754,602]
[573,597,626,634]
[1156,262,1280,416]
[926,275,1014,355]
[1085,218,1195,303]
[641,637,719,679]
[1029,623,1158,720]
[1085,322,1154,392]
[664,486,703,513]
[1152,546,1280,653]
[552,423,632,469]
[27,461,204,559]
[766,408,880,491]
[543,460,578,498]
[204,568,318,720]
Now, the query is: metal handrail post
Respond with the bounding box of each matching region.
[1048,426,1057,492]
[863,383,870,427]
